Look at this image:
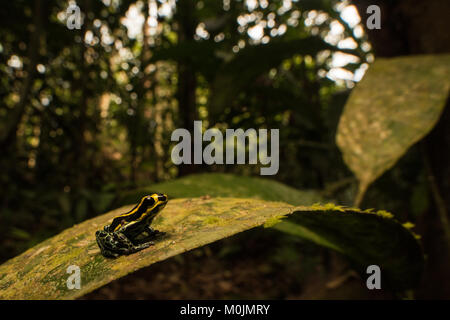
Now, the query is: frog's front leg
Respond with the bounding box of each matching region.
[146,226,166,238]
[133,226,165,245]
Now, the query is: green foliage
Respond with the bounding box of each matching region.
[0,0,437,299]
[0,197,423,299]
[275,206,423,291]
[0,0,365,260]
[208,36,358,122]
[116,173,324,207]
[336,54,450,205]
[118,173,426,289]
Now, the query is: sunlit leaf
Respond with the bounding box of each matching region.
[336,54,450,205]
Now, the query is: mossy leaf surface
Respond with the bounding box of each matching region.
[0,198,292,299]
[0,198,423,299]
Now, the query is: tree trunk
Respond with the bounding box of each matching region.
[74,0,93,189]
[175,0,198,176]
[354,0,450,56]
[0,0,43,151]
[354,0,450,298]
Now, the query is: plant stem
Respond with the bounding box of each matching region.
[353,181,368,208]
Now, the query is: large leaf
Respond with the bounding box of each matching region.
[275,206,423,291]
[0,198,423,299]
[116,173,324,207]
[336,54,450,205]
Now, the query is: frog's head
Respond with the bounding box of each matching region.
[142,193,168,217]
[155,193,168,204]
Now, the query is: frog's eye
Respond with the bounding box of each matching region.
[158,194,167,202]
[143,196,156,206]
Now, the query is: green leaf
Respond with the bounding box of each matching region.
[117,173,324,206]
[274,205,423,291]
[336,54,450,205]
[9,228,31,240]
[0,198,423,299]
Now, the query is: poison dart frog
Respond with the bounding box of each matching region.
[95,193,168,258]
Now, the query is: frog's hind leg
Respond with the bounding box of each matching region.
[99,246,120,258]
[113,232,154,255]
[95,231,120,258]
[127,241,154,254]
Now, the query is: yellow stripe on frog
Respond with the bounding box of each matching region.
[112,194,160,232]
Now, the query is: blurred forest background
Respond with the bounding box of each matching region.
[0,0,449,299]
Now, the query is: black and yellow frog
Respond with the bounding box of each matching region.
[95,193,168,258]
